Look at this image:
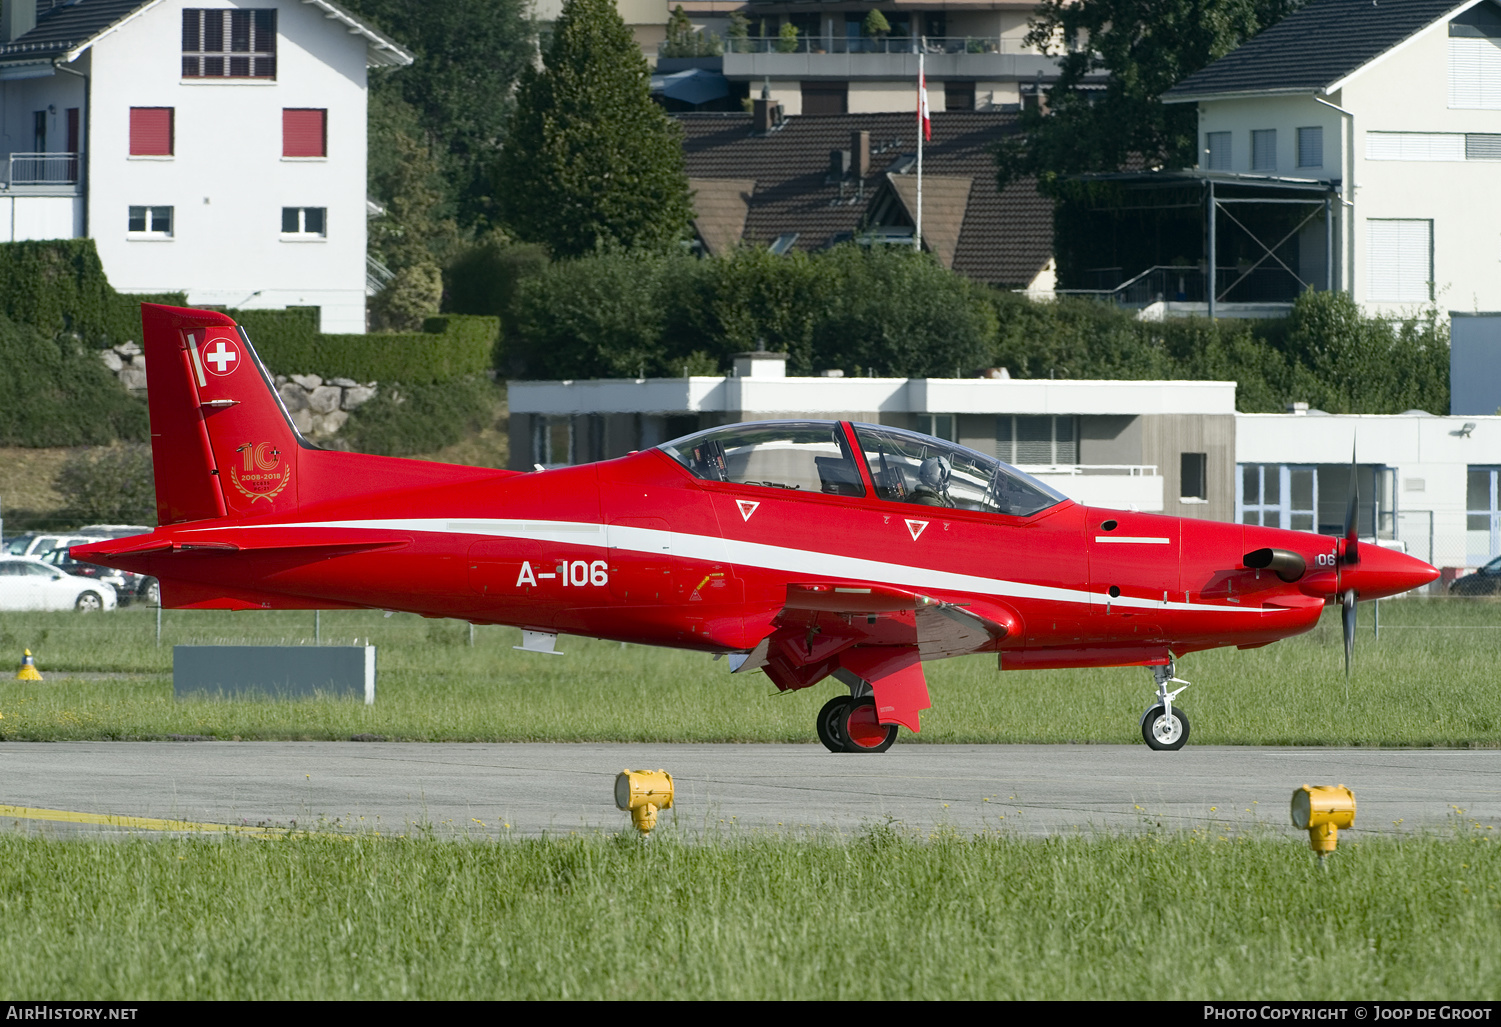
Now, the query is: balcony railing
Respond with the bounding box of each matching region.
[673,35,1035,56]
[1057,265,1308,307]
[1017,465,1160,477]
[6,152,80,187]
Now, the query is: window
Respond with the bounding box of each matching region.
[283,109,326,157]
[1467,465,1500,564]
[1180,453,1207,501]
[129,108,173,156]
[32,110,44,152]
[1296,126,1323,169]
[532,416,573,468]
[1251,129,1276,171]
[853,423,1065,516]
[1367,132,1466,160]
[996,415,1076,467]
[944,81,975,111]
[128,206,173,236]
[1206,131,1231,170]
[281,207,326,236]
[1467,133,1501,159]
[916,414,955,442]
[662,421,866,497]
[801,84,847,115]
[182,8,277,79]
[1368,219,1432,302]
[1449,5,1501,110]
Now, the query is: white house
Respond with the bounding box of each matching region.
[0,0,412,332]
[1163,0,1501,317]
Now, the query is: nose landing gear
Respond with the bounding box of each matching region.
[1141,662,1191,751]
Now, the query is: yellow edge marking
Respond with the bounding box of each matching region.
[0,804,294,837]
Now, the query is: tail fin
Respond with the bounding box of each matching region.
[142,303,307,524]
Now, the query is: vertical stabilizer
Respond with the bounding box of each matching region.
[141,303,306,524]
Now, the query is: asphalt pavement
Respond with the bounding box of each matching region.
[0,741,1497,840]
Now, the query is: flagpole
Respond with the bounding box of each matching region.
[915,50,924,253]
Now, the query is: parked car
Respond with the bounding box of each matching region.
[76,525,153,538]
[0,557,117,611]
[4,533,106,558]
[35,547,159,605]
[1450,556,1501,596]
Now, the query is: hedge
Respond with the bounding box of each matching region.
[0,239,183,345]
[231,308,497,384]
[0,312,149,446]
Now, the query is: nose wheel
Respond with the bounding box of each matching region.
[1141,662,1191,751]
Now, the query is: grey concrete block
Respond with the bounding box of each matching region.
[174,645,375,702]
[99,350,124,372]
[290,373,323,390]
[278,383,310,412]
[118,366,148,391]
[341,384,377,410]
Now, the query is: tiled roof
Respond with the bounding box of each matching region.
[678,110,1053,287]
[0,0,411,66]
[1165,0,1478,100]
[0,1,152,60]
[689,177,756,255]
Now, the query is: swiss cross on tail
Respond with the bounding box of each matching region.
[201,334,241,376]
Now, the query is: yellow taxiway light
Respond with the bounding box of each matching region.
[15,649,41,681]
[1291,784,1356,858]
[615,769,674,837]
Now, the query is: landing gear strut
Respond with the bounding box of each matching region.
[1141,662,1191,751]
[816,672,899,753]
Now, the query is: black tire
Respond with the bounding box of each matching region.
[143,579,161,606]
[75,591,104,613]
[816,696,850,752]
[1142,704,1189,751]
[841,697,899,754]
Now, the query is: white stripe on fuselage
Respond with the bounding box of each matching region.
[188,517,1267,615]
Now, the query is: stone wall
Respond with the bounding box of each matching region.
[100,342,377,440]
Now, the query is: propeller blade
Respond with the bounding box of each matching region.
[1343,443,1360,566]
[1342,588,1356,689]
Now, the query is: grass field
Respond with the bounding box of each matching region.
[0,828,1497,1000]
[0,596,1498,745]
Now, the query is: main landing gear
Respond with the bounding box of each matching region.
[1141,662,1191,751]
[816,672,898,753]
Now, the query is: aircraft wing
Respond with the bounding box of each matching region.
[734,582,1018,732]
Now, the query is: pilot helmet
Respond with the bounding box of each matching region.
[919,456,951,490]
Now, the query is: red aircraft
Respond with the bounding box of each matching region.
[77,304,1439,752]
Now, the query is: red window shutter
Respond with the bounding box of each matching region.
[129,108,173,156]
[283,109,326,157]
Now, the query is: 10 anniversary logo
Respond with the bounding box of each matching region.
[231,442,291,503]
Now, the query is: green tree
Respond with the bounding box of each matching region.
[863,10,891,37]
[995,0,1304,189]
[776,21,799,53]
[496,0,695,259]
[55,445,156,526]
[340,1,537,232]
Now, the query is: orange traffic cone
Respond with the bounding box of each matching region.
[16,649,41,681]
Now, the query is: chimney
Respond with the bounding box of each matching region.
[851,130,870,177]
[753,97,783,133]
[732,351,788,379]
[1,0,36,43]
[829,149,851,178]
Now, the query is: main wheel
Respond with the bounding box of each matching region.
[842,697,898,753]
[816,696,850,752]
[1142,705,1190,751]
[75,591,104,613]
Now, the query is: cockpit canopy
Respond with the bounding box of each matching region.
[659,420,1067,518]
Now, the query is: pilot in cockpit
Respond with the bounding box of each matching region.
[908,456,954,507]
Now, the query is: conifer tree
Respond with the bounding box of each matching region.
[496,0,695,259]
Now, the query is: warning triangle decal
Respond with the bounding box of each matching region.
[737,500,760,522]
[906,519,929,541]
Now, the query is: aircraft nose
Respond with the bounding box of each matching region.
[1344,545,1439,600]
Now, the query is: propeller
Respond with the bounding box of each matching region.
[1339,443,1359,693]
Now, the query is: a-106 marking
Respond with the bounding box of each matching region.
[516,560,609,588]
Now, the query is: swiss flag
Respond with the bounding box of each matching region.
[918,61,931,141]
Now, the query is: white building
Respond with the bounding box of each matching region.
[1163,0,1501,316]
[510,357,1501,582]
[0,0,411,332]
